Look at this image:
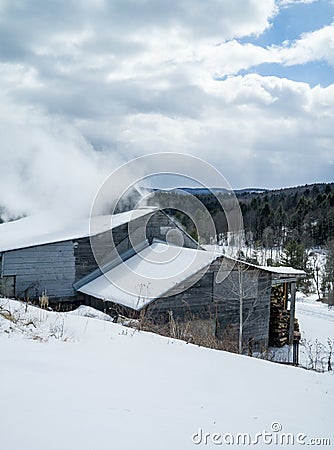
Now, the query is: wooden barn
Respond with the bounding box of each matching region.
[0,208,304,354]
[77,241,304,353]
[0,208,196,302]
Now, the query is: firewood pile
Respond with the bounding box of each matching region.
[269,285,289,347]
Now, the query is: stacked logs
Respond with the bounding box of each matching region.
[269,285,290,347]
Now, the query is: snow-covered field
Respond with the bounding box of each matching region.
[0,298,333,450]
[297,294,334,342]
[296,293,334,370]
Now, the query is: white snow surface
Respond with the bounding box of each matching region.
[70,304,114,321]
[259,266,306,276]
[296,293,334,368]
[0,298,333,450]
[203,245,306,277]
[0,207,156,252]
[78,242,219,309]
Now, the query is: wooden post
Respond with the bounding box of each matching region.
[0,253,4,296]
[283,282,288,310]
[288,281,296,345]
[238,268,243,354]
[293,339,299,366]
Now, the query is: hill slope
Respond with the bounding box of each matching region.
[0,299,333,449]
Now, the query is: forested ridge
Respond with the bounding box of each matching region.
[192,182,334,248]
[237,183,334,247]
[148,182,334,248]
[147,182,334,299]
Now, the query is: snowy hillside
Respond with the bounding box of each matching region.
[297,293,334,370]
[0,298,333,450]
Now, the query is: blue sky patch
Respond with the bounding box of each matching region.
[241,1,334,46]
[238,61,334,87]
[235,1,334,87]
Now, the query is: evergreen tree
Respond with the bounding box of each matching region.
[281,240,307,270]
[281,240,312,292]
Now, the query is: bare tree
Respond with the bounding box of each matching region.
[217,261,263,354]
[308,251,322,301]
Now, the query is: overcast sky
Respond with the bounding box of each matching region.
[1,0,334,217]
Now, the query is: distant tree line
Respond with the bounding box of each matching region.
[237,183,334,248]
[148,183,334,248]
[147,182,334,299]
[191,183,334,248]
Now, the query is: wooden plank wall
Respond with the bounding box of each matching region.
[75,211,158,282]
[146,211,199,249]
[145,263,272,350]
[146,271,214,321]
[3,241,76,300]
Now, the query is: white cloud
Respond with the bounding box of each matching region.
[91,74,334,188]
[198,40,276,78]
[0,0,333,220]
[196,21,334,79]
[280,22,334,66]
[278,0,319,6]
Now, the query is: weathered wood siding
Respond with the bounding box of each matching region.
[248,273,271,346]
[146,271,214,321]
[74,210,196,282]
[146,211,199,249]
[216,273,270,344]
[2,241,76,300]
[145,260,271,350]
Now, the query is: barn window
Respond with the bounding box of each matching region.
[1,276,16,298]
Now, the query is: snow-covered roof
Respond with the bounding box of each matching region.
[0,208,157,252]
[77,242,307,310]
[78,242,219,310]
[202,245,306,278]
[259,266,306,276]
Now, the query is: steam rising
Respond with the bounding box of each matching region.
[0,99,118,222]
